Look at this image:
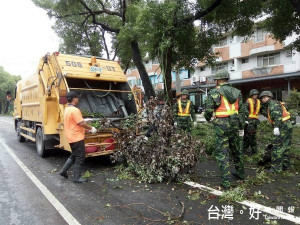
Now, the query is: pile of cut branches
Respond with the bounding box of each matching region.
[112,98,206,183]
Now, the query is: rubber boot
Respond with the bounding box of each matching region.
[72,165,88,183]
[59,158,74,179]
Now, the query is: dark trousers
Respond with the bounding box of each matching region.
[69,140,85,166]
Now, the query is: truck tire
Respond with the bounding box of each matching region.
[36,127,47,157]
[17,121,25,142]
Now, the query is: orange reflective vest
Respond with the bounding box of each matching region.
[267,102,291,124]
[177,99,191,117]
[215,95,239,117]
[247,98,260,119]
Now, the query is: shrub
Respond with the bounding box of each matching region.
[191,123,215,156]
[286,89,300,114]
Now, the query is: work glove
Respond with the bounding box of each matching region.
[90,127,97,134]
[245,121,249,124]
[238,130,244,137]
[174,122,177,127]
[273,127,280,136]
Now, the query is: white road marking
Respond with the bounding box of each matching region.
[0,138,81,225]
[184,181,300,224]
[0,119,14,125]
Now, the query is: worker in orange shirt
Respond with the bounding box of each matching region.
[59,91,97,183]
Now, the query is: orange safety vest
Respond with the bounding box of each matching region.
[215,95,239,117]
[267,102,291,124]
[247,98,260,119]
[177,99,191,117]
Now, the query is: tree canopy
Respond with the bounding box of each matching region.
[33,0,156,100]
[263,0,300,51]
[33,0,300,102]
[0,66,21,108]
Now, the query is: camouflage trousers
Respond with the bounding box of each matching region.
[176,117,192,133]
[213,117,244,188]
[271,120,293,172]
[243,119,259,154]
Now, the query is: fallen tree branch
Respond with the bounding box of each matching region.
[111,201,185,223]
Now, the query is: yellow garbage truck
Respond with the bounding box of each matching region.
[13,52,138,157]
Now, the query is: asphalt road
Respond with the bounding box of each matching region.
[0,115,299,225]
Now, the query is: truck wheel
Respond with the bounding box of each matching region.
[36,127,46,157]
[17,121,25,142]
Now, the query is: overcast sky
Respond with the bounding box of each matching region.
[0,0,60,78]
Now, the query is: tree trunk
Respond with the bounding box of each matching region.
[163,47,173,105]
[123,60,130,74]
[130,41,155,101]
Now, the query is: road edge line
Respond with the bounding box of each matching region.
[0,119,14,125]
[0,138,81,225]
[184,181,300,224]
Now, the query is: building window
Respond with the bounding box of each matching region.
[136,78,142,86]
[242,58,249,64]
[157,75,163,83]
[286,50,293,57]
[126,69,131,74]
[212,63,228,74]
[215,38,228,47]
[257,53,280,67]
[152,58,159,64]
[286,50,293,63]
[128,79,137,87]
[254,30,265,43]
[145,60,152,70]
[149,75,157,85]
[180,70,190,79]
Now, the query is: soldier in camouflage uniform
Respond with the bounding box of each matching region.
[204,70,245,190]
[173,90,196,133]
[243,89,261,154]
[259,91,293,172]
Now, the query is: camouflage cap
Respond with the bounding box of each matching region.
[181,89,189,95]
[249,89,259,97]
[213,70,230,80]
[259,91,273,98]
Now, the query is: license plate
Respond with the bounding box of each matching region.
[90,66,102,73]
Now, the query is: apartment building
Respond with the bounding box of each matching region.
[126,58,191,92]
[191,30,300,105]
[125,29,300,106]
